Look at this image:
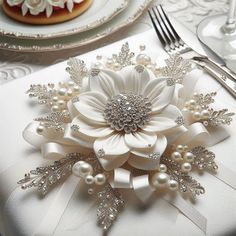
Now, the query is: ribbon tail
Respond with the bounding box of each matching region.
[34,175,79,236]
[132,175,155,203]
[163,195,207,234]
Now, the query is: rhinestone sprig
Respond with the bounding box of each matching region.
[160,54,192,84]
[103,92,152,133]
[183,92,235,126]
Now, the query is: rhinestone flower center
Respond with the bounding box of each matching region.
[103,92,152,133]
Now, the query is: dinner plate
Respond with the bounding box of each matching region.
[0,0,128,39]
[0,0,152,52]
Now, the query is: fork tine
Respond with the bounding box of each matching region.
[156,6,178,47]
[151,7,174,50]
[148,9,167,49]
[158,5,185,46]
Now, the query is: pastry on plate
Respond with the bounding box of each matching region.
[2,0,93,25]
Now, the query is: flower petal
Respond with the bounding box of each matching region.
[124,130,157,149]
[89,69,124,97]
[73,91,107,124]
[94,133,130,157]
[143,77,175,112]
[119,65,152,94]
[143,105,183,132]
[72,115,114,138]
[94,133,130,171]
[98,155,129,171]
[128,134,167,170]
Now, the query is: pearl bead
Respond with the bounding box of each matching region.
[68,81,75,87]
[58,88,67,96]
[139,44,146,51]
[183,145,188,152]
[201,109,210,119]
[193,92,198,97]
[171,151,182,161]
[176,145,184,153]
[94,173,106,185]
[168,180,179,191]
[182,107,188,112]
[183,152,195,162]
[67,89,73,97]
[58,100,65,107]
[73,85,80,92]
[109,214,115,220]
[36,125,44,134]
[85,175,94,185]
[51,105,59,112]
[152,172,169,188]
[189,99,196,107]
[72,162,93,178]
[136,54,151,65]
[181,162,192,173]
[193,111,201,120]
[113,62,121,71]
[194,105,202,112]
[88,188,94,195]
[106,58,113,66]
[52,96,58,102]
[159,164,167,173]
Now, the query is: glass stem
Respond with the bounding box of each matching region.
[222,0,236,34]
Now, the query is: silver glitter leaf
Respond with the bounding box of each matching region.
[191,146,218,171]
[97,184,125,231]
[35,111,71,133]
[26,83,55,105]
[112,42,135,68]
[18,153,82,195]
[160,54,192,84]
[208,108,235,126]
[161,156,205,199]
[66,58,88,86]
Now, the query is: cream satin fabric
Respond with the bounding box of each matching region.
[0,29,236,236]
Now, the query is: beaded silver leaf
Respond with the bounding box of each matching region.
[66,58,88,86]
[161,157,205,198]
[17,153,81,195]
[35,111,71,133]
[97,184,125,231]
[26,83,55,105]
[207,108,235,126]
[185,92,235,126]
[191,146,218,171]
[160,54,192,84]
[112,42,135,68]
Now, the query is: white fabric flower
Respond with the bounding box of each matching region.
[70,65,183,171]
[22,0,46,16]
[7,0,24,6]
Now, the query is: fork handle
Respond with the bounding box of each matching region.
[193,56,236,82]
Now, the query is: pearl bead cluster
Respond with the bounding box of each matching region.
[135,44,161,76]
[183,92,211,124]
[49,81,80,113]
[72,161,106,195]
[151,164,179,191]
[170,144,195,173]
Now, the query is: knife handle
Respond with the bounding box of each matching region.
[193,56,236,82]
[196,61,236,99]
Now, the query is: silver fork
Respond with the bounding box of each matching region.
[148,5,236,98]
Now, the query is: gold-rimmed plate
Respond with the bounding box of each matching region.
[0,0,128,39]
[0,0,152,52]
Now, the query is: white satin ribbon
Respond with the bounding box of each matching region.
[34,176,79,236]
[163,195,207,234]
